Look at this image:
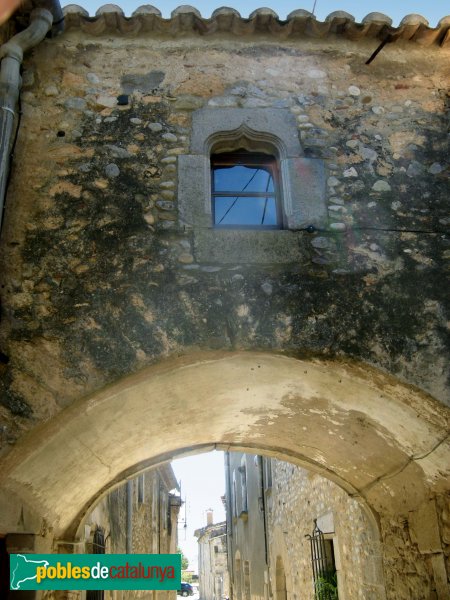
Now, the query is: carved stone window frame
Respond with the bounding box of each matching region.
[178,108,327,264]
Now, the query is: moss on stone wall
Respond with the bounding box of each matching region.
[0,35,448,446]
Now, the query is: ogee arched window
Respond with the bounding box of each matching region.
[211,150,281,229]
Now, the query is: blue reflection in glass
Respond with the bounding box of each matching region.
[214,196,277,226]
[214,166,274,193]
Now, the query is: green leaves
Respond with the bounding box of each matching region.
[314,570,338,600]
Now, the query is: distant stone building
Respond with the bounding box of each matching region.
[195,510,230,600]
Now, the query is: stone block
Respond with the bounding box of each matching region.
[282,157,327,229]
[317,511,334,534]
[193,229,305,264]
[429,554,448,600]
[190,108,302,157]
[409,499,442,554]
[178,154,211,228]
[6,534,37,553]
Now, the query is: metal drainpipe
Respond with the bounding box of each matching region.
[0,1,63,234]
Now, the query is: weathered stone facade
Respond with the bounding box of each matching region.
[0,5,449,599]
[195,519,229,600]
[82,465,180,600]
[265,460,386,600]
[1,8,449,439]
[32,465,180,600]
[226,453,448,600]
[225,453,270,600]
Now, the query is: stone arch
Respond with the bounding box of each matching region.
[0,351,448,548]
[208,124,286,160]
[191,108,303,158]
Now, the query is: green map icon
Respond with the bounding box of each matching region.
[10,554,50,590]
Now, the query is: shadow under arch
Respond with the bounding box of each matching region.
[0,351,448,544]
[71,441,381,551]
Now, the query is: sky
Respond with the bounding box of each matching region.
[61,1,449,27]
[172,451,226,573]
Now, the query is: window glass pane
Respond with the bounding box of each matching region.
[214,196,277,226]
[213,165,274,193]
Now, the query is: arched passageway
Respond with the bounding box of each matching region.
[0,351,448,542]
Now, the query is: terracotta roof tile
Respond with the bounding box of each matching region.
[60,4,450,48]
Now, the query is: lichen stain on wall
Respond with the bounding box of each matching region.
[0,35,448,448]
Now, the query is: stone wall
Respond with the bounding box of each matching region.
[380,494,450,600]
[267,460,449,600]
[196,522,229,600]
[84,469,178,600]
[39,467,179,600]
[0,28,448,453]
[227,454,449,600]
[266,461,384,600]
[0,17,448,599]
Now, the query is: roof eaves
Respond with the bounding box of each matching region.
[59,4,450,48]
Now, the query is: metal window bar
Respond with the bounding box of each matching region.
[87,528,105,600]
[216,168,261,225]
[92,528,105,554]
[305,520,338,600]
[211,152,281,229]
